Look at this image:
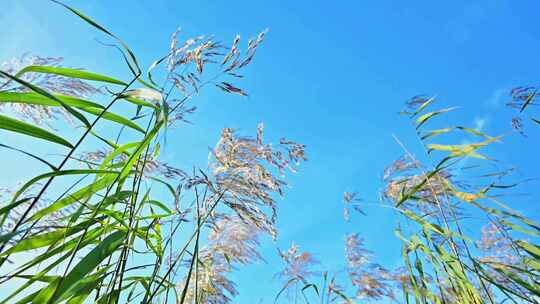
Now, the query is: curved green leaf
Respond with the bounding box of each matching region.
[79,107,145,133]
[28,174,118,222]
[51,0,141,75]
[0,71,91,128]
[0,143,57,171]
[41,230,127,304]
[0,114,73,148]
[2,217,101,255]
[15,66,127,86]
[11,169,118,209]
[0,92,145,133]
[415,107,456,130]
[0,92,103,109]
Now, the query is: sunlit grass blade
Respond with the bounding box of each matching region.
[0,92,103,108]
[520,89,537,113]
[0,71,91,128]
[420,127,453,140]
[14,66,127,86]
[412,96,436,117]
[78,107,145,133]
[0,92,145,133]
[38,230,127,303]
[1,217,101,255]
[27,174,118,222]
[0,114,73,148]
[10,169,118,208]
[415,107,456,130]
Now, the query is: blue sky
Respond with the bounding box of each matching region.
[2,0,540,303]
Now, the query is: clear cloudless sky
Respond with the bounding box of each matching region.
[2,0,540,303]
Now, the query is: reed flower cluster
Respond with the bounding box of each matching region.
[178,123,306,303]
[345,233,395,301]
[208,123,307,240]
[277,243,319,284]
